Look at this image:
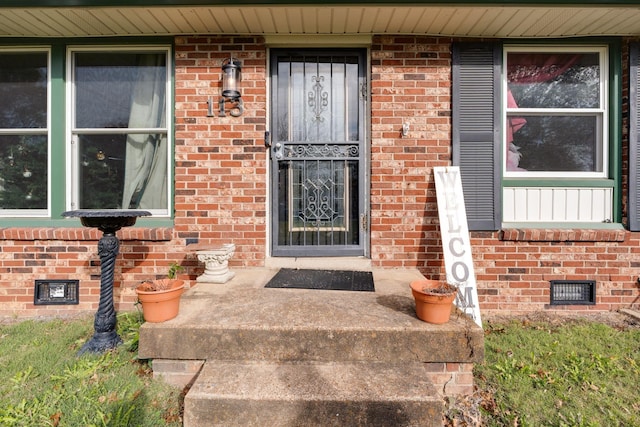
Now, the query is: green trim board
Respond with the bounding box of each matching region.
[50,44,66,219]
[503,179,615,188]
[502,222,624,230]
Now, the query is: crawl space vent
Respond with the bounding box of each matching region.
[550,280,595,305]
[34,280,79,305]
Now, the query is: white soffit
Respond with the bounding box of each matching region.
[1,6,640,38]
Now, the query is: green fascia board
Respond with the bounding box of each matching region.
[1,0,639,7]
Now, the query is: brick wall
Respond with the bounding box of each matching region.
[1,35,639,319]
[370,36,452,269]
[0,227,176,318]
[173,35,268,267]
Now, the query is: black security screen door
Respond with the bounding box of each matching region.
[270,49,367,257]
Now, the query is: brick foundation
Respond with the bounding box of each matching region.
[424,362,475,397]
[150,358,475,398]
[151,359,205,389]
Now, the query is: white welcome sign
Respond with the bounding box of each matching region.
[433,166,482,327]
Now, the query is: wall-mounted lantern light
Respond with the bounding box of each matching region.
[217,57,243,117]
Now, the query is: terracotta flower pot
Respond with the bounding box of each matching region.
[410,279,457,324]
[135,279,185,323]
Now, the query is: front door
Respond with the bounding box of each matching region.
[270,49,368,257]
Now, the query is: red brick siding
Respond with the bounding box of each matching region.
[0,35,639,319]
[370,36,453,270]
[173,35,267,267]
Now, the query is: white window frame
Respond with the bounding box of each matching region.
[0,47,51,218]
[502,45,609,179]
[65,45,172,217]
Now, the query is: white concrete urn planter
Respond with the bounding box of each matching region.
[193,243,236,284]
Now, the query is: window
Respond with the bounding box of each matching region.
[0,49,50,216]
[453,42,619,230]
[0,44,171,220]
[68,47,171,216]
[505,46,607,177]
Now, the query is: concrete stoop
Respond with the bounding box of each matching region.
[138,268,484,427]
[184,361,443,427]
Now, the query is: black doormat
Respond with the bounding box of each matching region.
[265,269,375,292]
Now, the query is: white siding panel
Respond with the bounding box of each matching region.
[577,189,592,221]
[565,190,580,221]
[503,187,613,223]
[552,188,567,221]
[513,189,527,221]
[539,188,553,221]
[526,188,541,221]
[503,189,515,222]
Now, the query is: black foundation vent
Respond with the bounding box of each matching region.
[550,280,596,305]
[34,280,79,305]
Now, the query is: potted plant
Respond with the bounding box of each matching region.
[409,279,458,324]
[135,262,186,323]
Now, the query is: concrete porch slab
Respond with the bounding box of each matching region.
[138,268,484,364]
[140,268,484,425]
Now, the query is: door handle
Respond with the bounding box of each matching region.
[273,142,283,159]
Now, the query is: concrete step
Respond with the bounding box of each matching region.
[138,270,483,364]
[184,360,443,427]
[139,269,484,426]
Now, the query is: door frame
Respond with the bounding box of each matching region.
[267,47,370,258]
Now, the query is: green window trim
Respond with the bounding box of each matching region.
[503,178,615,188]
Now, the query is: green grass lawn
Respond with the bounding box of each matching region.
[0,312,181,427]
[2,311,639,426]
[474,315,640,427]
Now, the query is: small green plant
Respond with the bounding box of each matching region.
[167,262,184,280]
[138,262,185,292]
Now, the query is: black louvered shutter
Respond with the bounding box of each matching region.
[452,43,501,231]
[629,43,640,231]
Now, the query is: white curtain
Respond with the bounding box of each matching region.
[121,54,167,210]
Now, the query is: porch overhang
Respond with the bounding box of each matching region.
[1,1,639,39]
